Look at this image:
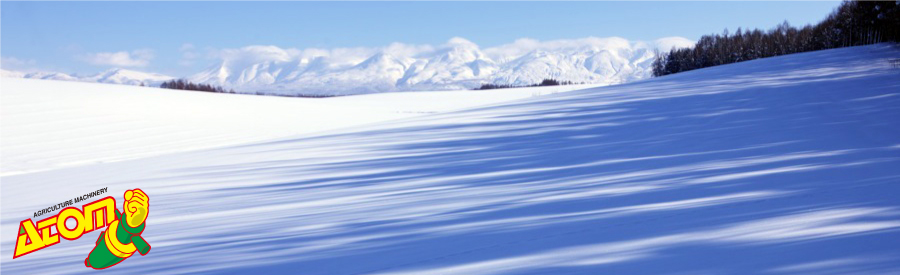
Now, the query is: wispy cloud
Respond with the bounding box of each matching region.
[1,56,38,71]
[484,36,695,61]
[179,43,198,67]
[26,36,694,75]
[77,49,154,67]
[203,36,693,67]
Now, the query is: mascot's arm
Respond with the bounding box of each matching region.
[115,188,151,255]
[113,209,151,255]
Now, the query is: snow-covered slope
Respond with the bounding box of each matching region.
[0,78,596,176]
[4,68,174,86]
[3,44,900,275]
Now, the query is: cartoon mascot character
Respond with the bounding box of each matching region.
[85,189,150,269]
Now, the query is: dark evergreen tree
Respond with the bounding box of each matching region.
[652,0,899,77]
[159,79,236,94]
[475,78,578,90]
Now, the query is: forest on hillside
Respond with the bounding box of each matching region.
[475,79,582,90]
[160,79,237,94]
[652,0,900,77]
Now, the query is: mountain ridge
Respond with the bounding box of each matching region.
[2,68,174,86]
[4,37,694,95]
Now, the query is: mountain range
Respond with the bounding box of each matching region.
[1,68,174,87]
[3,37,694,95]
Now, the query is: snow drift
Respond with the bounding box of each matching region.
[0,78,596,176]
[2,44,900,275]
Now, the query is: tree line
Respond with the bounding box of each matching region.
[159,79,237,94]
[475,79,583,90]
[652,0,900,77]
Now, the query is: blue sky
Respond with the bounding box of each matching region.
[2,1,841,76]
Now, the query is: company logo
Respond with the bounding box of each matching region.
[13,189,151,270]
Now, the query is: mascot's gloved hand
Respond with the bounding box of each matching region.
[85,189,151,269]
[124,189,149,228]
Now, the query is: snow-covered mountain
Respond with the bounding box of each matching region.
[80,68,174,86]
[190,37,687,95]
[3,37,693,95]
[1,69,25,78]
[3,68,173,86]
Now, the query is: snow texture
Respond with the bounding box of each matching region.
[0,78,594,176]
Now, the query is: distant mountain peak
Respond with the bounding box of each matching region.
[5,38,688,95]
[4,68,173,86]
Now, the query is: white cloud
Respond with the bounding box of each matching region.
[203,38,472,69]
[180,43,196,52]
[200,36,694,69]
[445,37,479,48]
[653,37,695,52]
[78,49,154,67]
[210,45,297,65]
[383,42,435,58]
[483,37,660,61]
[209,45,383,68]
[179,43,198,66]
[306,47,377,65]
[1,56,38,71]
